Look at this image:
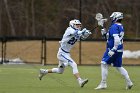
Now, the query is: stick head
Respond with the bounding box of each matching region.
[95,13,107,27]
[95,13,103,21]
[98,19,107,27]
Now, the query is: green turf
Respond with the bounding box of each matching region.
[0,64,139,93]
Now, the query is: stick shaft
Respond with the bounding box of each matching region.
[90,25,98,32]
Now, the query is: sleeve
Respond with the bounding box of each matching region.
[110,25,121,50]
[66,28,77,36]
[112,34,121,50]
[110,25,119,36]
[74,30,83,40]
[118,25,124,32]
[119,25,124,41]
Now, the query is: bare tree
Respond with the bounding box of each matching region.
[24,0,29,36]
[133,3,139,39]
[4,0,16,36]
[31,0,35,36]
[0,0,2,34]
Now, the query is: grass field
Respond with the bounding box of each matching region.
[0,64,139,93]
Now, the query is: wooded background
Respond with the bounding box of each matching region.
[0,0,140,39]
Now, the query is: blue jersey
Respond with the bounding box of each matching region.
[101,23,124,67]
[107,23,124,50]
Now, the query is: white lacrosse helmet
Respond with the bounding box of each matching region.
[69,19,82,30]
[110,12,123,22]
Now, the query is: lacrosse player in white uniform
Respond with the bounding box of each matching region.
[38,19,91,87]
[95,12,133,90]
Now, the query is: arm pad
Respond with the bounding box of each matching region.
[112,34,121,50]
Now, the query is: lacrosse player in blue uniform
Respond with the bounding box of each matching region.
[95,12,133,90]
[38,19,91,87]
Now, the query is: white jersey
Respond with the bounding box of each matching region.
[59,27,82,53]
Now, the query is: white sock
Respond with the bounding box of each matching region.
[52,68,59,73]
[77,78,82,83]
[116,67,132,83]
[101,64,108,83]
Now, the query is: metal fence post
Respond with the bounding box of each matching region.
[41,38,47,65]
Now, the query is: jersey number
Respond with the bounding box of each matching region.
[67,37,77,45]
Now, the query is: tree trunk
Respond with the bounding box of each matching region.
[31,0,35,36]
[4,0,16,36]
[24,0,29,36]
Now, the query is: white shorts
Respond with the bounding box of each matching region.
[57,48,79,74]
[57,48,74,66]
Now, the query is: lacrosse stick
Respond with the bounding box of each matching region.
[95,13,107,27]
[96,13,108,39]
[90,13,107,32]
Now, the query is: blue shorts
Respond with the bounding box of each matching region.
[102,49,123,67]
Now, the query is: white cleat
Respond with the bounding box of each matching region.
[79,79,88,88]
[126,82,133,90]
[38,69,47,80]
[95,83,107,90]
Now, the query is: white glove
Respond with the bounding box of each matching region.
[81,28,92,40]
[108,48,117,57]
[83,30,92,37]
[108,50,115,57]
[81,28,87,32]
[101,28,106,36]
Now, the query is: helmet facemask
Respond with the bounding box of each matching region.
[110,12,123,22]
[73,24,82,30]
[69,19,82,30]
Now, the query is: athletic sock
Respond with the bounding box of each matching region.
[116,67,132,83]
[77,78,82,83]
[52,68,59,73]
[101,64,108,83]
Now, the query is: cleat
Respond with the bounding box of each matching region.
[38,69,47,80]
[126,82,133,90]
[79,79,88,87]
[95,83,107,90]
